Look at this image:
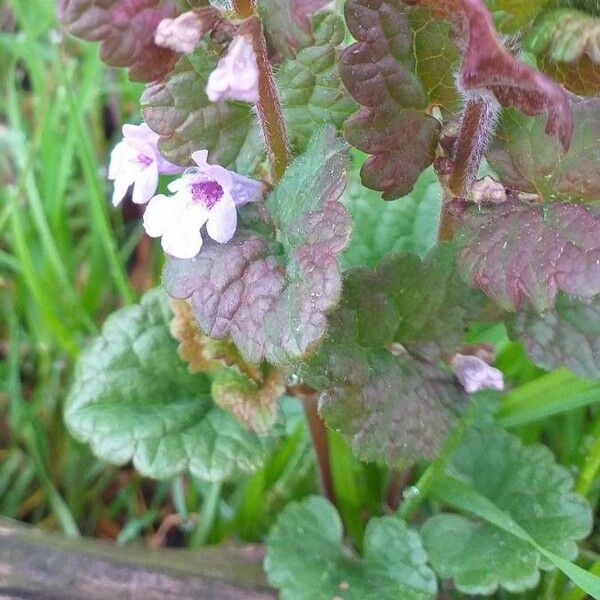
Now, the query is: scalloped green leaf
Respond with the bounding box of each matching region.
[340,164,442,270]
[339,0,441,200]
[507,292,600,379]
[456,199,600,311]
[487,99,600,199]
[163,127,350,365]
[57,0,179,82]
[141,42,261,171]
[277,12,358,151]
[422,424,592,595]
[265,496,437,600]
[300,244,481,465]
[65,289,268,482]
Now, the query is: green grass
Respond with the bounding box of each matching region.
[1,3,600,597]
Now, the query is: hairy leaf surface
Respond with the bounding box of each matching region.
[278,12,358,151]
[422,424,592,594]
[339,0,441,199]
[163,128,350,365]
[487,99,600,200]
[507,293,600,379]
[65,290,268,481]
[57,0,179,82]
[300,245,481,465]
[265,496,437,600]
[456,199,600,311]
[141,42,261,171]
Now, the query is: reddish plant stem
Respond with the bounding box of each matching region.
[291,385,336,504]
[242,17,291,182]
[449,97,498,196]
[437,207,455,242]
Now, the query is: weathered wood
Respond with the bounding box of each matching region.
[0,518,276,599]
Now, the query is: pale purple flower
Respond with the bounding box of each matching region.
[143,150,264,259]
[108,123,182,207]
[206,35,259,104]
[451,353,505,394]
[154,12,203,55]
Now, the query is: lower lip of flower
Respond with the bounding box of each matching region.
[191,180,224,209]
[137,154,153,167]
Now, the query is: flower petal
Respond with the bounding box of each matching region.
[161,219,204,259]
[206,193,237,244]
[143,194,185,237]
[132,164,159,204]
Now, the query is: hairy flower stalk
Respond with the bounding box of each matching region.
[237,15,291,182]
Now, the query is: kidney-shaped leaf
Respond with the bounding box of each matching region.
[57,0,179,82]
[339,0,441,199]
[163,127,351,365]
[456,199,600,311]
[65,290,268,482]
[422,424,592,595]
[265,496,437,600]
[507,292,600,380]
[300,245,480,465]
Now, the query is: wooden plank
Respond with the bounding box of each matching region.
[0,518,276,599]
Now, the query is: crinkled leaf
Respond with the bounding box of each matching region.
[300,245,481,465]
[257,0,330,59]
[340,164,442,270]
[456,199,600,311]
[65,289,268,482]
[277,12,357,151]
[57,0,179,82]
[163,127,350,365]
[141,42,261,171]
[422,424,592,595]
[339,0,441,200]
[406,0,573,151]
[265,496,437,600]
[170,299,261,380]
[487,99,600,199]
[507,292,600,379]
[211,368,284,434]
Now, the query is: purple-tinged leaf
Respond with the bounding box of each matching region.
[339,0,441,200]
[507,293,600,380]
[456,200,600,311]
[405,0,573,151]
[163,127,351,365]
[487,99,600,201]
[57,0,179,82]
[300,245,480,465]
[141,42,261,171]
[258,0,330,59]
